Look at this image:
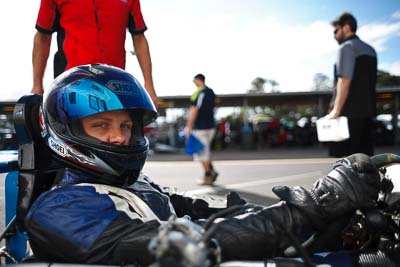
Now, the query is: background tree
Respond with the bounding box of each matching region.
[312,73,332,91]
[267,79,280,92]
[248,77,267,93]
[377,70,400,87]
[248,77,280,93]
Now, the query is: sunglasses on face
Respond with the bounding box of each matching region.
[334,28,340,35]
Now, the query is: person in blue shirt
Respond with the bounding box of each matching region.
[185,74,218,185]
[26,64,381,265]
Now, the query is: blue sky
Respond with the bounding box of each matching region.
[0,0,399,100]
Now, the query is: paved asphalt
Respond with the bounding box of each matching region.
[1,146,399,231]
[143,157,333,207]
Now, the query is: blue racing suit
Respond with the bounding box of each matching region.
[25,169,225,264]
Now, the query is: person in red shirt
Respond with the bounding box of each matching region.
[32,0,157,103]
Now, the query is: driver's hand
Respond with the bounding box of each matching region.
[273,153,381,229]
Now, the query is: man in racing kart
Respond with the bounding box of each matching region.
[25,64,381,266]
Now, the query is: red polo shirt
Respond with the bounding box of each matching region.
[36,0,147,76]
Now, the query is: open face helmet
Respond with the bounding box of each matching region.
[41,64,157,186]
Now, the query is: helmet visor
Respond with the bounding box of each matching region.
[45,78,157,127]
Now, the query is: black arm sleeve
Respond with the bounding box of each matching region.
[88,214,160,266]
[210,201,314,261]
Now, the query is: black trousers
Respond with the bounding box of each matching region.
[329,117,374,157]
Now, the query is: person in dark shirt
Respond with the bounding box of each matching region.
[185,74,218,185]
[327,12,377,157]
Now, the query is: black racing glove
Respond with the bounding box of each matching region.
[272,153,381,229]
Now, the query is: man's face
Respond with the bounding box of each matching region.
[81,110,132,145]
[193,78,204,87]
[333,25,345,44]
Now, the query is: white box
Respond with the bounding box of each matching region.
[316,116,350,142]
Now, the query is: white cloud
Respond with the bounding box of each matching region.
[392,10,400,20]
[380,61,400,76]
[357,22,400,52]
[135,10,339,96]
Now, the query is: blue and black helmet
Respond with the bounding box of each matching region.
[41,64,157,186]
